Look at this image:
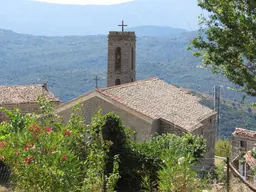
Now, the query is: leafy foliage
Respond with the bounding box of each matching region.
[91,112,157,191]
[215,139,232,157]
[0,98,120,191]
[0,97,209,191]
[158,154,206,192]
[86,111,207,191]
[135,133,207,191]
[215,160,227,183]
[190,0,256,96]
[136,133,206,163]
[0,107,82,191]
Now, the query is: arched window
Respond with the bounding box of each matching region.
[115,79,121,85]
[115,47,121,71]
[131,47,134,70]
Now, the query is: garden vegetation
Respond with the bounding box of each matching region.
[0,97,208,191]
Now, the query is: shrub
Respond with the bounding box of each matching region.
[0,97,208,192]
[215,139,232,158]
[0,98,120,192]
[0,100,84,191]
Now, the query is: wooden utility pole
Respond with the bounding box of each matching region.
[214,85,221,139]
[226,156,230,192]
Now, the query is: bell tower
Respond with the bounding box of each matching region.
[107,21,136,87]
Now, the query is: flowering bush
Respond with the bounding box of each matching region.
[0,96,208,191]
[0,97,120,192]
[0,110,82,191]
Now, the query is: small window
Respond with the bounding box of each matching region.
[131,78,134,82]
[131,47,134,70]
[240,140,247,148]
[115,79,121,85]
[115,47,121,71]
[209,118,212,123]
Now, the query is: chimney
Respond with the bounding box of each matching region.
[42,82,48,92]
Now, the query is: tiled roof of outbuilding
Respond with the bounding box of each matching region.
[233,128,256,139]
[0,84,59,105]
[99,78,216,131]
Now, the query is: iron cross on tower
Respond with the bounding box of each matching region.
[118,20,128,32]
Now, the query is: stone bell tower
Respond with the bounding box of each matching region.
[107,21,136,87]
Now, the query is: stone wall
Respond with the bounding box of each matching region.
[58,95,154,141]
[232,135,256,160]
[192,114,217,170]
[0,101,60,122]
[107,31,136,87]
[159,119,185,136]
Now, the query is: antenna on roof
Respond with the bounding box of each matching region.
[42,82,48,92]
[93,76,100,89]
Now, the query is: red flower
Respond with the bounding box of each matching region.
[24,143,34,151]
[25,157,35,165]
[61,156,67,161]
[42,147,45,151]
[0,141,8,148]
[28,124,41,132]
[64,130,70,136]
[24,146,29,151]
[44,127,52,132]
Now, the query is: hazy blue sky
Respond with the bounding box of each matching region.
[33,0,133,5]
[1,0,201,35]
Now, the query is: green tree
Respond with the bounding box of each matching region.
[215,139,232,157]
[137,134,207,191]
[190,0,256,96]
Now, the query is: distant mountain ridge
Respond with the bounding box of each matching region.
[0,0,200,36]
[1,29,256,138]
[127,26,187,37]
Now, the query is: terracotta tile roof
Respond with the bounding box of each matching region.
[245,151,256,167]
[233,128,256,139]
[0,84,59,105]
[99,78,215,131]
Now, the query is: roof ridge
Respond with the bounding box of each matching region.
[0,84,59,104]
[0,84,43,87]
[99,77,159,91]
[236,128,256,132]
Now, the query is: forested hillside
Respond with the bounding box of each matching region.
[0,29,255,137]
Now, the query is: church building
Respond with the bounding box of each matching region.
[56,21,217,169]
